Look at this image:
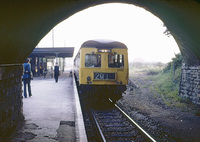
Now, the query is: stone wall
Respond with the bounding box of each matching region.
[179,64,200,105]
[0,64,23,139]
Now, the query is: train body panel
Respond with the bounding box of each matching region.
[80,48,128,85]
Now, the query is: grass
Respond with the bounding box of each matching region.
[148,67,186,107]
[129,61,187,108]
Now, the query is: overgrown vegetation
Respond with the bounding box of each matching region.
[130,53,184,107]
[150,67,182,106]
[150,53,183,107]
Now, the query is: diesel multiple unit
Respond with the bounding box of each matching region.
[74,39,129,101]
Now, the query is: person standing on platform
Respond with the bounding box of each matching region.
[43,68,47,79]
[22,58,32,98]
[39,65,43,76]
[54,62,59,83]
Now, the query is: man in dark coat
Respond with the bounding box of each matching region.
[54,63,59,83]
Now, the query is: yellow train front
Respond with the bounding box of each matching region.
[74,39,129,101]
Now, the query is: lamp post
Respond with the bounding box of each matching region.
[52,28,54,48]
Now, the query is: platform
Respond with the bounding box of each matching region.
[11,73,87,142]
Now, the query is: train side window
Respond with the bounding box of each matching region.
[108,54,124,68]
[85,54,101,67]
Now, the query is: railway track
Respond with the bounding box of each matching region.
[81,96,156,142]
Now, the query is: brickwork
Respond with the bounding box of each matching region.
[0,64,23,138]
[179,64,200,105]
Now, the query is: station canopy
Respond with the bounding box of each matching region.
[29,47,74,58]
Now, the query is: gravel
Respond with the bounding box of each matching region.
[117,74,200,142]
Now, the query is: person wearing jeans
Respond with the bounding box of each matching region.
[22,59,32,98]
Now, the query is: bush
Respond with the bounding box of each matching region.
[163,53,182,74]
[147,70,160,75]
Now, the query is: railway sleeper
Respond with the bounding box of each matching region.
[99,120,127,124]
[102,127,134,132]
[102,124,131,127]
[96,115,122,119]
[94,111,121,115]
[108,134,138,137]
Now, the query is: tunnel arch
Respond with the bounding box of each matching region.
[0,1,200,136]
[0,0,200,66]
[38,2,180,64]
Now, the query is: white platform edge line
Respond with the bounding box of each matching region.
[73,75,88,142]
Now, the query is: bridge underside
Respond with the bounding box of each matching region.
[0,0,200,138]
[0,0,200,66]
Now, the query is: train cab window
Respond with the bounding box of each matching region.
[108,54,124,68]
[85,54,101,67]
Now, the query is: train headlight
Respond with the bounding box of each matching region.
[98,49,111,53]
[87,76,91,81]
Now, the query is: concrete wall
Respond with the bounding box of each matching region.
[179,64,200,105]
[0,64,23,139]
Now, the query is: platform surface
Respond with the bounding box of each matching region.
[11,73,87,142]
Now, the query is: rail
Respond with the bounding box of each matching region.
[113,100,156,142]
[86,99,157,142]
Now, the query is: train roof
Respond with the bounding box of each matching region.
[81,39,127,49]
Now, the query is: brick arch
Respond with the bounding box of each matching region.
[0,1,200,136]
[0,0,200,66]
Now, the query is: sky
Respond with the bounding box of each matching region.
[37,3,180,63]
